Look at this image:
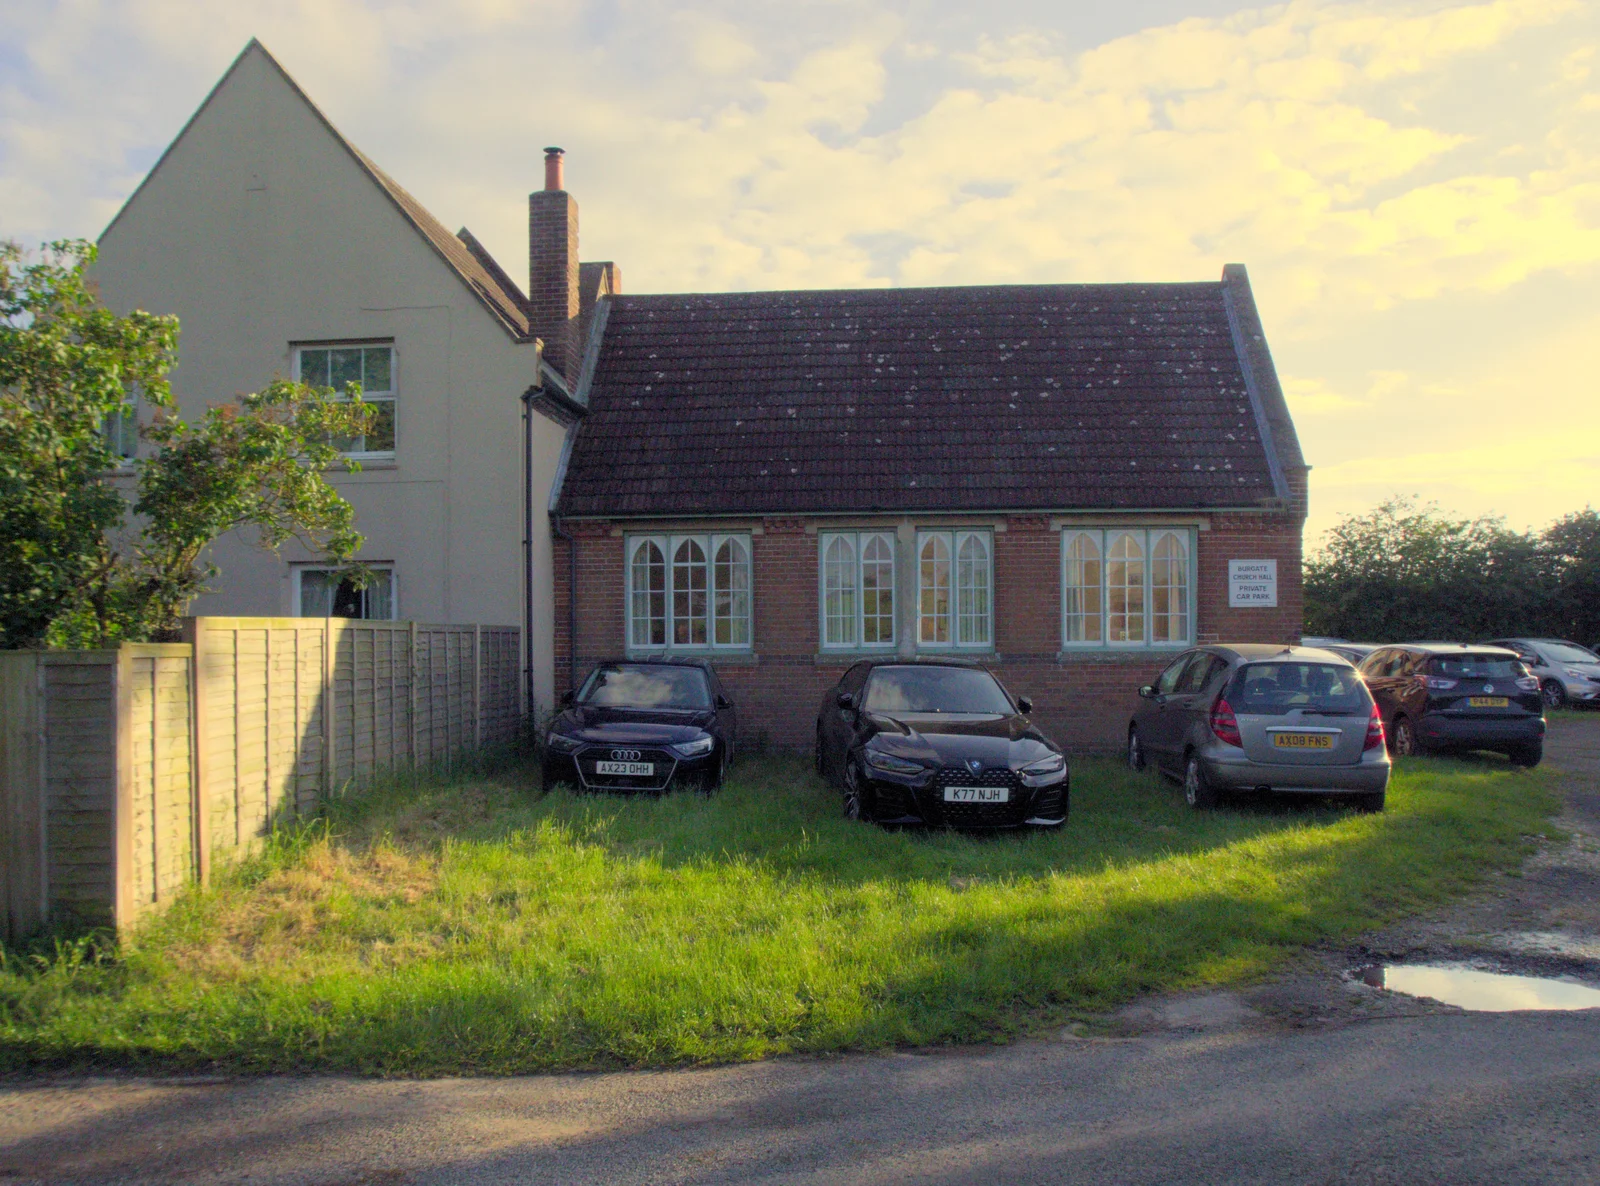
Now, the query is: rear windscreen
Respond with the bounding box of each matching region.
[1228,663,1369,713]
[1429,655,1525,679]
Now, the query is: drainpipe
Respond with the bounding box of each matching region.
[521,388,538,722]
[551,514,577,697]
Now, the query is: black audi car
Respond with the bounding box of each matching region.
[542,659,737,794]
[814,658,1068,828]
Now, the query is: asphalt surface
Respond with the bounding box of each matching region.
[3,718,1598,1185]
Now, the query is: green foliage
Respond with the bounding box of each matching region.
[1,239,374,648]
[0,755,1558,1074]
[1306,497,1600,643]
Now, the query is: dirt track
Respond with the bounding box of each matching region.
[2,718,1597,1185]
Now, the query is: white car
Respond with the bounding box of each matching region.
[1485,638,1600,709]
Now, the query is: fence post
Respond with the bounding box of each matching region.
[409,621,420,768]
[322,617,336,800]
[473,624,483,749]
[1,655,47,943]
[112,645,136,930]
[182,620,211,888]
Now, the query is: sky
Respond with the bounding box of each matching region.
[2,0,1597,547]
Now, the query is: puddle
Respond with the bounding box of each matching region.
[1353,964,1600,1012]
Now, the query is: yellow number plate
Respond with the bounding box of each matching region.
[1468,696,1509,708]
[1273,733,1333,749]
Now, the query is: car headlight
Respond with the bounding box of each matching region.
[864,749,924,776]
[1019,752,1066,777]
[673,735,715,758]
[546,732,582,753]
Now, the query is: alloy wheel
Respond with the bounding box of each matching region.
[1393,719,1417,757]
[1127,728,1144,772]
[1543,680,1567,710]
[842,761,864,820]
[1183,759,1200,806]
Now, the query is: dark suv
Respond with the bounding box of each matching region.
[1357,644,1544,766]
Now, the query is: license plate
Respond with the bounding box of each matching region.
[1272,733,1333,749]
[1468,696,1509,708]
[943,785,1010,803]
[595,760,654,776]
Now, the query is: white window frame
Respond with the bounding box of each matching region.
[293,564,398,620]
[1059,527,1195,649]
[292,341,396,461]
[626,533,752,653]
[916,529,993,651]
[818,530,897,651]
[102,392,139,467]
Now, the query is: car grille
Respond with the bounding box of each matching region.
[1030,784,1067,821]
[576,747,678,792]
[925,766,1031,827]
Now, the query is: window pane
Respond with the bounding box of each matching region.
[919,534,951,644]
[630,540,666,647]
[365,571,394,620]
[365,399,396,453]
[1063,532,1102,643]
[861,533,895,646]
[823,535,857,647]
[1107,531,1145,643]
[362,347,392,393]
[1151,531,1189,643]
[673,538,708,646]
[103,404,137,461]
[956,533,990,646]
[714,537,750,646]
[299,570,335,617]
[330,348,363,392]
[298,349,330,387]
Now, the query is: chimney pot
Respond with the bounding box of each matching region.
[543,146,565,192]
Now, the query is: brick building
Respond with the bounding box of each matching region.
[551,276,1307,752]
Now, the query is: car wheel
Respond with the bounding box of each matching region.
[1508,742,1543,768]
[1352,790,1386,813]
[842,760,873,822]
[1542,680,1567,710]
[1127,726,1145,772]
[700,746,729,795]
[1391,717,1419,757]
[814,726,827,780]
[1183,754,1217,810]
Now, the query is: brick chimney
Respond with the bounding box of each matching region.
[529,147,580,386]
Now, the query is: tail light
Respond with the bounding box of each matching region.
[1209,698,1242,747]
[1364,702,1385,752]
[1515,675,1540,692]
[1421,676,1457,691]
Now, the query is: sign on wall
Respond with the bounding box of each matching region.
[1229,559,1278,607]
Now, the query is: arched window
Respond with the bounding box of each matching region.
[956,532,991,646]
[714,536,751,646]
[629,539,667,647]
[919,533,952,644]
[823,534,857,647]
[1107,531,1146,644]
[1063,532,1103,642]
[1150,531,1190,643]
[672,538,709,645]
[860,533,895,645]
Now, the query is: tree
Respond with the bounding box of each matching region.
[1540,508,1600,646]
[2,239,374,648]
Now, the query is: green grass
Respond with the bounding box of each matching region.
[0,754,1561,1075]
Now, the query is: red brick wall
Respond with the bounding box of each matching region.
[554,503,1304,754]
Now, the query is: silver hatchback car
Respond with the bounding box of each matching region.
[1126,644,1391,811]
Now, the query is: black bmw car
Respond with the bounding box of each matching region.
[814,659,1068,828]
[543,659,737,794]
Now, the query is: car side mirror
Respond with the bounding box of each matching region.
[1138,685,1157,699]
[1016,695,1033,714]
[836,690,856,710]
[715,693,731,710]
[560,689,575,707]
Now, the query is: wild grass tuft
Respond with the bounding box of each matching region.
[0,752,1560,1075]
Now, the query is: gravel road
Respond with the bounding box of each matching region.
[3,718,1597,1185]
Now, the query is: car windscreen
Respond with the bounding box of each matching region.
[862,666,1014,715]
[578,665,711,709]
[1228,662,1369,713]
[1429,655,1525,679]
[1540,641,1599,665]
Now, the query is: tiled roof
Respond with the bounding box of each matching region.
[556,280,1299,518]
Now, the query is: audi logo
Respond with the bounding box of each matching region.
[610,749,642,761]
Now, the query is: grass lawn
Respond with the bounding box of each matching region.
[0,753,1561,1075]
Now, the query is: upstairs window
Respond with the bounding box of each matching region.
[295,566,396,620]
[918,530,991,649]
[628,534,751,651]
[820,531,896,650]
[1061,528,1193,648]
[294,343,395,458]
[102,399,138,465]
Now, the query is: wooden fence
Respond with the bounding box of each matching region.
[1,618,522,942]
